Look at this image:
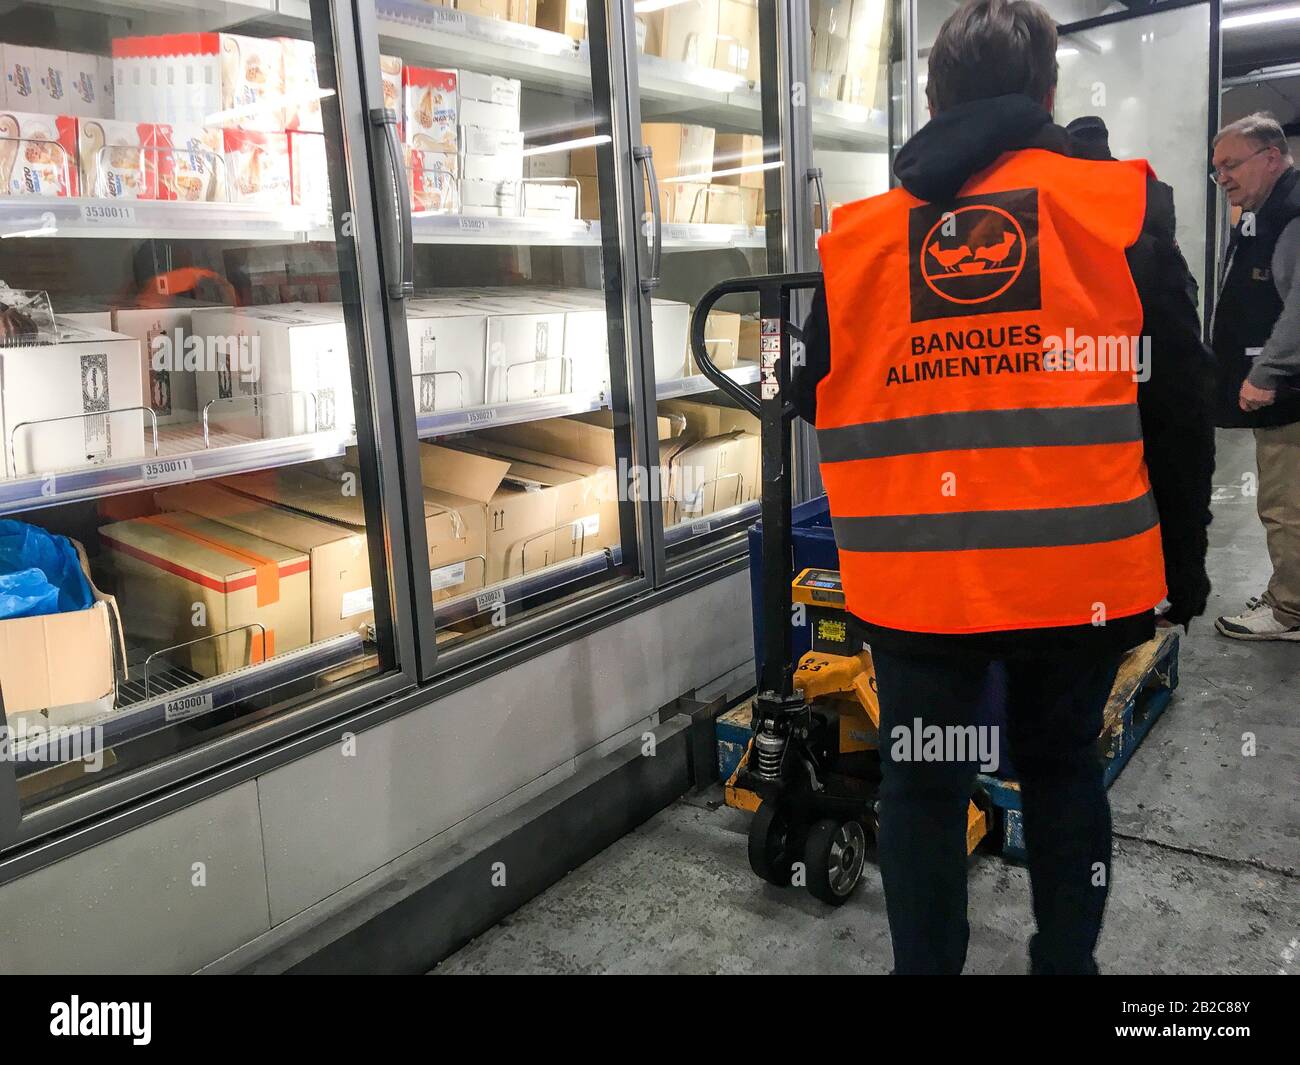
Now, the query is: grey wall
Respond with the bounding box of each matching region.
[0,570,754,974]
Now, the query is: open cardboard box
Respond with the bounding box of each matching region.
[0,539,126,730]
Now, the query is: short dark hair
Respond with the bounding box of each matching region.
[927,0,1059,113]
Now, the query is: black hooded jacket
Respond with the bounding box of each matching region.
[792,94,1216,658]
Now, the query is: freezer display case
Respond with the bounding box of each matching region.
[353,0,657,677]
[0,0,413,824]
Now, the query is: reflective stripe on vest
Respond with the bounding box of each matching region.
[815,149,1168,634]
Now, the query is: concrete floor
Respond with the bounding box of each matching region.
[437,430,1299,975]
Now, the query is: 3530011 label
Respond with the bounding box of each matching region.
[141,457,194,484]
[81,202,137,224]
[164,691,214,722]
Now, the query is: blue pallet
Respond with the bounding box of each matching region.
[748,495,839,679]
[977,632,1180,861]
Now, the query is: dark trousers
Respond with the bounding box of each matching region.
[871,646,1123,975]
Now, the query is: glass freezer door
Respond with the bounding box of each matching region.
[622,0,781,574]
[351,0,653,677]
[0,0,414,838]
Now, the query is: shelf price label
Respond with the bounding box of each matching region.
[475,588,505,613]
[141,457,195,484]
[80,202,137,225]
[691,520,712,536]
[459,217,487,233]
[164,691,214,722]
[466,407,497,425]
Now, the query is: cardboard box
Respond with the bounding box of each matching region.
[460,97,520,133]
[457,69,521,110]
[714,0,759,78]
[113,306,202,426]
[573,172,600,220]
[407,147,458,214]
[101,511,310,677]
[223,129,293,206]
[466,437,620,553]
[666,181,709,223]
[535,0,588,38]
[459,0,535,23]
[526,148,569,179]
[713,132,764,187]
[157,123,226,202]
[417,442,561,585]
[405,301,488,412]
[241,461,486,602]
[640,122,715,180]
[463,147,523,182]
[219,34,286,131]
[58,310,113,330]
[482,298,568,402]
[63,51,110,118]
[479,409,672,467]
[78,119,162,200]
[156,479,372,640]
[463,126,525,157]
[278,37,323,133]
[704,182,743,224]
[658,0,719,66]
[0,111,78,196]
[190,304,353,441]
[3,46,40,110]
[739,313,759,361]
[665,429,758,522]
[522,181,577,219]
[460,176,520,216]
[380,55,403,137]
[36,49,70,115]
[1,323,145,478]
[403,66,458,154]
[651,297,690,381]
[687,309,741,374]
[661,397,755,439]
[288,129,329,211]
[0,540,125,725]
[741,185,763,227]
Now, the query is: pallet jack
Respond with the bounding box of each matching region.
[688,274,987,906]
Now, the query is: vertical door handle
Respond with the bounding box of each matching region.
[634,145,662,293]
[370,107,414,300]
[807,166,829,235]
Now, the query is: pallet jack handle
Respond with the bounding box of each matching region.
[689,271,823,699]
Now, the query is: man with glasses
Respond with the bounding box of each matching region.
[1211,113,1300,642]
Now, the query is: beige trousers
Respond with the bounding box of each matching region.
[1255,419,1300,626]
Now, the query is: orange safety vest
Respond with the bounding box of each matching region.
[815,148,1166,634]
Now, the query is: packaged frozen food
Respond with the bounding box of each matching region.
[402,66,457,154]
[0,111,78,196]
[278,37,323,133]
[223,128,292,206]
[78,118,161,200]
[157,123,226,202]
[407,147,458,214]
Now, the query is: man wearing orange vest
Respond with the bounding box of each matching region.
[792,0,1215,974]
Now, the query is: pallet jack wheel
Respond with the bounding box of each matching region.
[748,801,801,886]
[804,818,866,906]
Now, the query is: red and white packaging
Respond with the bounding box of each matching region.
[157,123,226,202]
[223,128,292,205]
[380,55,403,138]
[0,112,78,196]
[112,33,284,129]
[219,34,285,132]
[402,66,457,155]
[112,34,221,124]
[406,147,458,215]
[278,37,322,133]
[79,118,162,199]
[288,129,329,211]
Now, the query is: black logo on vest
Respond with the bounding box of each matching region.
[909,188,1040,322]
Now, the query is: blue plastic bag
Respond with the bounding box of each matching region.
[0,519,94,620]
